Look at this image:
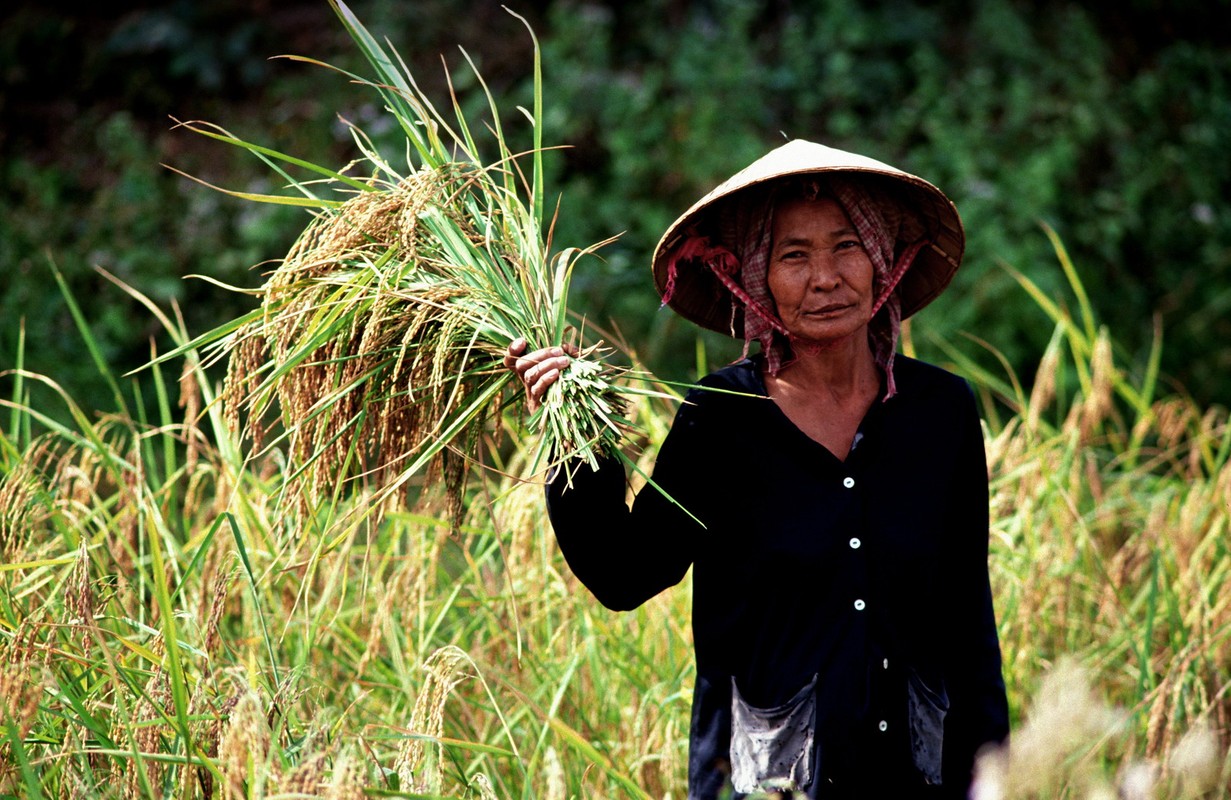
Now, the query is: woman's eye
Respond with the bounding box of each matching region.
[836,239,862,251]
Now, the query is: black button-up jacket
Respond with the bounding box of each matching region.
[547,356,1009,799]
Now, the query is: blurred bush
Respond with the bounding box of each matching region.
[2,0,1229,418]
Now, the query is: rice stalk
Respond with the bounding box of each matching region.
[470,773,499,799]
[192,690,240,800]
[1168,723,1224,797]
[123,654,172,800]
[155,1,653,534]
[395,645,471,793]
[218,689,278,798]
[0,621,46,774]
[0,437,54,559]
[972,662,1229,800]
[324,748,366,800]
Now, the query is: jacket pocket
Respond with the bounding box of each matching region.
[729,674,817,794]
[907,668,949,785]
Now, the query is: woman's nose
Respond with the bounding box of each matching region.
[806,259,841,291]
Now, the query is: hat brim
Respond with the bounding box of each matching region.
[651,139,965,338]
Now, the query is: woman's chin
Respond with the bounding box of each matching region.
[787,322,870,352]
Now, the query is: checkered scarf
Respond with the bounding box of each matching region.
[662,176,926,399]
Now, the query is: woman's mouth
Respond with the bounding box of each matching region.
[802,303,852,317]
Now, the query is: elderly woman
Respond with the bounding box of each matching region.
[506,140,1009,799]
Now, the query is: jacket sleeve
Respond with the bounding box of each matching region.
[544,387,717,611]
[941,381,1010,791]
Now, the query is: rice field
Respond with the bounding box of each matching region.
[1,243,1229,799]
[2,3,1229,798]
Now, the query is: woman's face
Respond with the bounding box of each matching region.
[768,196,876,346]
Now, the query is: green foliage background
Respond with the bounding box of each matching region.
[2,0,1230,412]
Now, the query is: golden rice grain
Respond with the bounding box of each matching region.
[218,690,278,798]
[1079,330,1116,442]
[123,654,172,800]
[278,751,328,795]
[66,540,96,655]
[395,646,471,792]
[0,622,44,749]
[324,748,366,800]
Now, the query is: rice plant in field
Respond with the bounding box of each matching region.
[932,229,1231,799]
[4,246,1231,800]
[0,272,683,798]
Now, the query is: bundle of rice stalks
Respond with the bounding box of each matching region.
[158,1,664,526]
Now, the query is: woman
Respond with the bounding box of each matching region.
[505,140,1009,799]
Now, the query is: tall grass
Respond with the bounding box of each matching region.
[3,233,1229,798]
[932,228,1231,799]
[1,249,694,798]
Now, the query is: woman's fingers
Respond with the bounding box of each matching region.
[521,350,571,406]
[503,337,528,369]
[504,338,573,412]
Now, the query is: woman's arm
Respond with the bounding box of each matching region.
[544,395,712,610]
[505,339,710,611]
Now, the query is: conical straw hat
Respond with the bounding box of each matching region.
[651,139,965,337]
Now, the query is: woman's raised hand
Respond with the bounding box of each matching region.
[504,337,574,413]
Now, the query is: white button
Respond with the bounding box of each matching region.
[878,720,888,732]
[853,599,866,611]
[883,658,889,670]
[842,477,855,488]
[849,537,861,549]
